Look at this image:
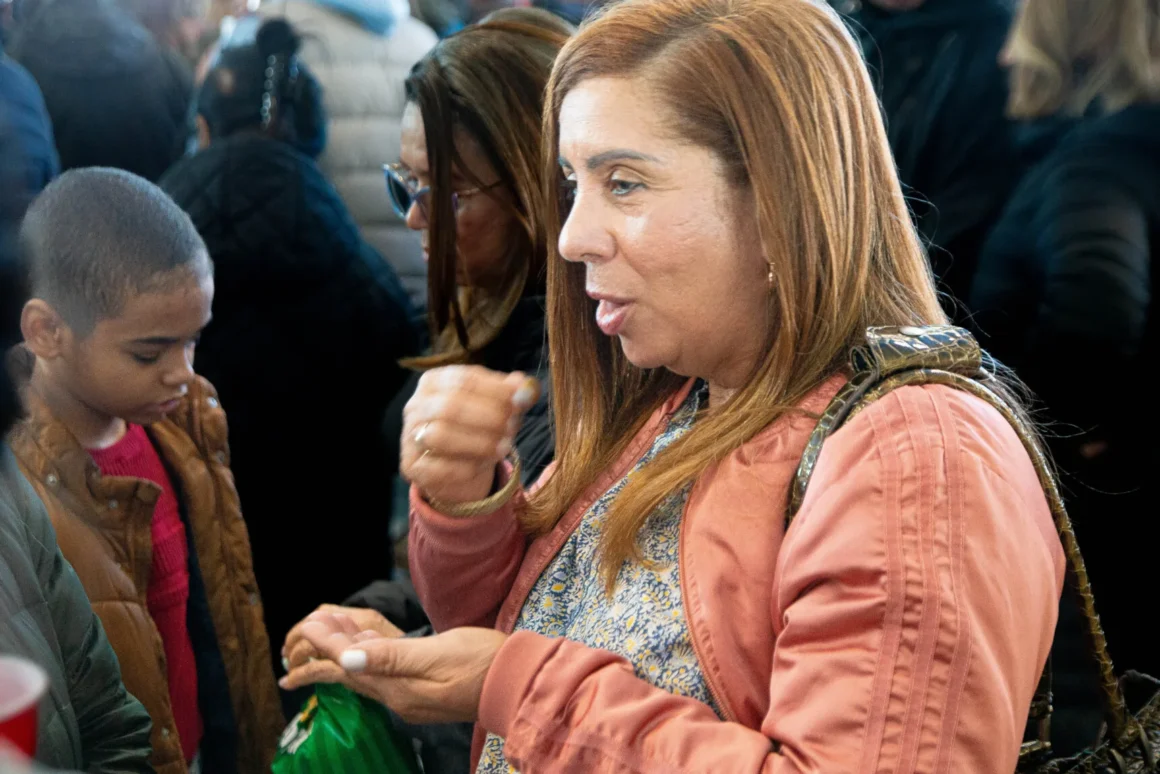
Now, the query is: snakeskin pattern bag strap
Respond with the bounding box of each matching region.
[788,325,979,516]
[787,326,1147,769]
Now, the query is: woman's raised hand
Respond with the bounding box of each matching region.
[401,366,538,506]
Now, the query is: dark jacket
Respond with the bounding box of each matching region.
[7,0,191,182]
[0,54,53,430]
[482,296,553,484]
[354,295,552,774]
[159,135,421,677]
[970,102,1160,719]
[382,295,554,497]
[0,50,57,225]
[8,373,285,774]
[0,447,154,774]
[971,103,1159,435]
[0,48,57,273]
[848,0,1018,317]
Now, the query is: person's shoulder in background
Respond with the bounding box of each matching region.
[0,53,58,221]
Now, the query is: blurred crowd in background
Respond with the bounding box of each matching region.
[0,0,1157,771]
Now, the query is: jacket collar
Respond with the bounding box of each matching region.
[7,348,162,516]
[307,0,409,35]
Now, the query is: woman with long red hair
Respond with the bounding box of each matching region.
[283,1,1064,771]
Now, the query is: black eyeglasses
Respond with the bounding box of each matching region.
[383,163,499,219]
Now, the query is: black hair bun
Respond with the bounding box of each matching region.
[256,18,301,59]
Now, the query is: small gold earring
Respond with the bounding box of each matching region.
[766,262,775,291]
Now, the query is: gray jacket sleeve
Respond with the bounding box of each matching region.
[24,486,155,774]
[0,747,80,774]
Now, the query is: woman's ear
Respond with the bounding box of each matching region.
[21,300,68,360]
[196,115,212,150]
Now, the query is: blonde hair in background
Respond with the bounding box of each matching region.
[1005,0,1160,119]
[526,0,948,590]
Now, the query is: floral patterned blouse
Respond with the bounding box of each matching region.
[477,384,719,774]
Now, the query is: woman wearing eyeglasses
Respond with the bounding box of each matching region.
[280,14,570,650]
[277,17,571,769]
[379,14,574,500]
[159,18,421,714]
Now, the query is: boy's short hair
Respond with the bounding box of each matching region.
[19,167,211,333]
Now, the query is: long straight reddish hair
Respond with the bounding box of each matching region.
[524,0,948,589]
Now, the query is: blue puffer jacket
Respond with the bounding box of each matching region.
[0,48,57,264]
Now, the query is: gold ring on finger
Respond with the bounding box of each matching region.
[414,421,431,448]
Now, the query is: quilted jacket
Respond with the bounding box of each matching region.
[160,134,420,679]
[8,372,284,774]
[1,447,154,774]
[258,0,437,307]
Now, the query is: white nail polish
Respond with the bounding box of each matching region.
[282,657,290,672]
[512,385,535,410]
[340,650,368,673]
[496,438,513,457]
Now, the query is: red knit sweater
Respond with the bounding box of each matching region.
[89,423,203,763]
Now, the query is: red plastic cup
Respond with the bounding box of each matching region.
[0,656,49,758]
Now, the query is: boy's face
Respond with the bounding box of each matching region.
[53,269,214,426]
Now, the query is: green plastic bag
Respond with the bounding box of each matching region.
[272,684,422,773]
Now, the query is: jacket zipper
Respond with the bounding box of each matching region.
[678,480,738,724]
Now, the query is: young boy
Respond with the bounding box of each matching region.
[7,168,283,774]
[2,221,153,773]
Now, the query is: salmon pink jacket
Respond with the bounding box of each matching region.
[409,377,1066,773]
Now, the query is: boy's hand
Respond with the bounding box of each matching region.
[401,366,538,507]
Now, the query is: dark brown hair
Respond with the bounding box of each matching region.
[21,167,211,334]
[404,18,571,367]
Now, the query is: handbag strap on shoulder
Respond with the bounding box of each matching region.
[851,324,984,377]
[787,325,1139,761]
[789,325,985,518]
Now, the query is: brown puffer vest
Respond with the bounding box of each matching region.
[8,373,284,774]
